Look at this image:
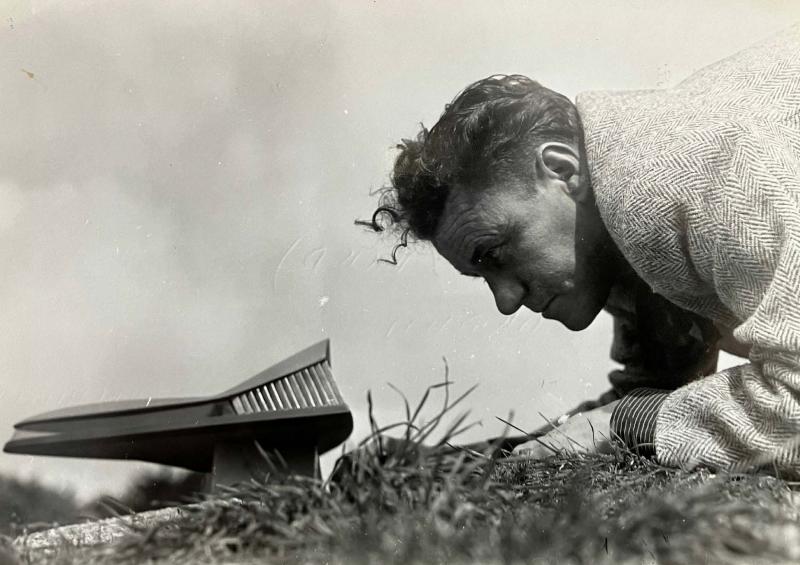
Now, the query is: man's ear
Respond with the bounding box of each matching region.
[535,142,587,201]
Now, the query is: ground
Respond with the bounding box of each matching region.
[11,385,800,564]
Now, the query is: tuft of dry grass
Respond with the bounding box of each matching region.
[16,378,800,565]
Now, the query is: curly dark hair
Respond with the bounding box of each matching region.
[357,74,580,264]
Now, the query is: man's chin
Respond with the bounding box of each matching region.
[543,304,597,332]
[559,315,594,332]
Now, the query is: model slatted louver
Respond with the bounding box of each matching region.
[230,361,343,415]
[3,340,353,487]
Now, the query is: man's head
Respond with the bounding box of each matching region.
[362,75,620,331]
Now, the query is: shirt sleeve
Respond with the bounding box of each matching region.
[652,126,800,476]
[609,388,669,456]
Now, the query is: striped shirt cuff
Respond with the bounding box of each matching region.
[610,388,670,456]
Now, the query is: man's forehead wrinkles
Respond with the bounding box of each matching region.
[434,191,503,272]
[450,218,490,254]
[437,196,478,237]
[455,226,495,252]
[437,205,479,248]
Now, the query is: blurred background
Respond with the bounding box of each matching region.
[0,0,798,509]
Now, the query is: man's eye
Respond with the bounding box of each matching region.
[481,245,503,265]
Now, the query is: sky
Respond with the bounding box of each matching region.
[0,0,798,501]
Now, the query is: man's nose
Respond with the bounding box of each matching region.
[488,278,525,315]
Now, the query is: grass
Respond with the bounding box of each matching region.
[0,476,80,538]
[13,377,800,565]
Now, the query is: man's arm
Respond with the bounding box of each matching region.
[611,125,800,475]
[606,283,721,395]
[512,294,722,458]
[604,285,722,455]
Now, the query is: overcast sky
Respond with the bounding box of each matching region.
[1,0,798,501]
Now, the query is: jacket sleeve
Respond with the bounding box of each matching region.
[613,126,800,475]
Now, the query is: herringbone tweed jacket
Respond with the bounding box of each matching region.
[576,24,800,474]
